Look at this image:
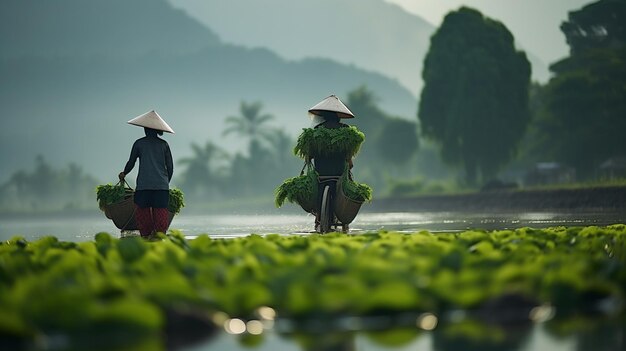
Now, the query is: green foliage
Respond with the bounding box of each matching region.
[419,7,531,185]
[0,225,625,345]
[275,166,372,207]
[294,126,365,160]
[522,1,626,179]
[95,183,185,214]
[274,167,318,208]
[341,173,373,202]
[387,178,426,196]
[222,101,275,144]
[375,117,419,164]
[117,237,148,263]
[177,141,228,199]
[167,188,185,214]
[0,156,99,213]
[560,0,626,55]
[0,225,625,346]
[96,183,133,211]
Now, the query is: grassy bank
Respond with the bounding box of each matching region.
[370,185,626,212]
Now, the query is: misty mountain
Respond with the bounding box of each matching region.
[169,0,550,94]
[0,0,417,183]
[1,0,221,57]
[169,0,435,96]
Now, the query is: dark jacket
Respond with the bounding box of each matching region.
[313,120,350,176]
[124,132,173,190]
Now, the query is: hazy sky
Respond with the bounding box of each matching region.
[386,0,593,66]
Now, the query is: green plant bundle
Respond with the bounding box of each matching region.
[95,184,185,214]
[167,188,185,214]
[294,126,365,159]
[96,183,133,211]
[341,172,373,202]
[275,168,318,208]
[1,226,625,344]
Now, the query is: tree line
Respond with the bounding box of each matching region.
[2,0,623,212]
[176,88,420,204]
[418,0,625,186]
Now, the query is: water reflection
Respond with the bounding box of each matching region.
[1,210,624,242]
[179,314,624,351]
[174,297,625,351]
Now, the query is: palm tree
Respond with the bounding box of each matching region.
[178,142,227,197]
[267,128,295,166]
[222,100,275,152]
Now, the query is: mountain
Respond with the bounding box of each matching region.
[1,0,221,57]
[169,0,435,96]
[169,0,551,93]
[0,0,417,182]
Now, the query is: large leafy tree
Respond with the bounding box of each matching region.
[532,0,626,178]
[418,7,531,185]
[560,0,626,55]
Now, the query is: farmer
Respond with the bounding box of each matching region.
[119,110,174,238]
[307,95,355,231]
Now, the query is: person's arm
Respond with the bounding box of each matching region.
[119,142,139,180]
[165,143,174,182]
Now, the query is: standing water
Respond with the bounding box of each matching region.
[1,210,624,242]
[1,210,624,351]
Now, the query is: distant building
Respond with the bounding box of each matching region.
[524,162,576,186]
[598,157,626,180]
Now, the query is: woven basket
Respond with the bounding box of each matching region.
[334,178,363,224]
[298,195,317,214]
[104,194,138,230]
[103,192,175,231]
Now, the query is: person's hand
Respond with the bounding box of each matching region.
[118,172,125,181]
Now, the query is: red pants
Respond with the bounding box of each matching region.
[135,206,169,237]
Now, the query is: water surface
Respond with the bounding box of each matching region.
[1,210,624,242]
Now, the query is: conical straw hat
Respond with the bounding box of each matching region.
[127,110,175,134]
[308,95,355,119]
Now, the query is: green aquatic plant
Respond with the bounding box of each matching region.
[294,126,365,160]
[281,125,371,207]
[274,168,318,208]
[96,183,132,211]
[95,183,185,214]
[167,188,185,214]
[0,226,625,345]
[340,173,373,202]
[275,168,372,207]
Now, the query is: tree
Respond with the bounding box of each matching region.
[530,0,626,178]
[418,7,531,185]
[560,0,625,55]
[347,85,420,188]
[346,86,387,135]
[266,128,297,168]
[223,100,275,153]
[0,156,98,212]
[346,86,420,163]
[178,142,227,198]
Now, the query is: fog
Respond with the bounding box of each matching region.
[0,0,622,215]
[386,0,593,64]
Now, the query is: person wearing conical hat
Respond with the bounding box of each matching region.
[307,95,355,231]
[308,95,355,174]
[119,110,174,238]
